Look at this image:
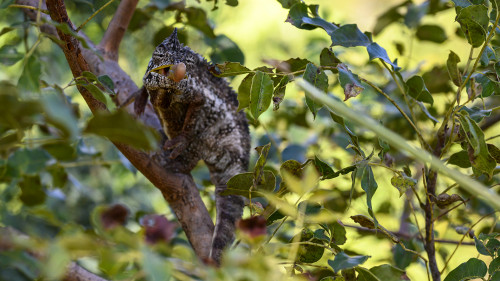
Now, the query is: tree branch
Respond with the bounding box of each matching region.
[98,0,139,61]
[21,0,215,261]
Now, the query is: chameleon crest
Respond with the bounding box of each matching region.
[139,29,250,264]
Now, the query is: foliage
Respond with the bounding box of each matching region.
[0,0,500,280]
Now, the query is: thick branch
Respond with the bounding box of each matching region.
[98,0,138,61]
[29,0,214,261]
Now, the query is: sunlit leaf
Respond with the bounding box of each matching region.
[447,51,462,86]
[448,150,472,168]
[303,63,328,118]
[369,264,407,281]
[213,62,251,77]
[355,267,381,281]
[250,71,273,119]
[458,111,496,178]
[291,228,324,263]
[237,73,253,111]
[223,171,276,198]
[338,64,364,101]
[273,74,293,110]
[443,258,487,281]
[406,76,433,104]
[456,4,489,47]
[390,174,416,197]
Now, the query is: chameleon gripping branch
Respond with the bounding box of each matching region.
[34,0,216,261]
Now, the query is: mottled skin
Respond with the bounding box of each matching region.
[138,29,250,263]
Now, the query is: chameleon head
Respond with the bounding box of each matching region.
[143,29,194,94]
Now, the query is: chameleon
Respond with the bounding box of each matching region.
[136,29,250,263]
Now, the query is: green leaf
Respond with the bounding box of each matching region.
[330,221,347,245]
[225,0,238,7]
[214,62,252,77]
[320,48,341,68]
[0,45,23,66]
[390,174,417,197]
[292,228,325,263]
[141,246,171,281]
[42,93,79,140]
[330,24,371,47]
[479,46,496,66]
[184,7,215,38]
[249,71,273,119]
[406,76,433,104]
[474,236,491,256]
[276,57,311,73]
[82,71,98,82]
[97,75,115,94]
[18,56,41,93]
[369,264,407,281]
[272,74,293,110]
[373,1,409,35]
[313,156,335,180]
[351,215,399,243]
[254,143,271,186]
[277,0,300,9]
[490,256,500,275]
[355,267,381,281]
[366,43,400,70]
[303,63,328,118]
[460,106,491,123]
[47,164,68,188]
[82,83,108,106]
[338,64,364,101]
[42,143,77,162]
[447,51,462,86]
[458,111,496,178]
[456,5,489,47]
[404,2,428,28]
[359,163,378,220]
[452,0,485,8]
[84,109,159,151]
[237,73,253,111]
[488,144,500,163]
[328,252,370,273]
[8,148,51,176]
[416,24,447,43]
[443,258,487,281]
[206,35,245,64]
[448,150,472,168]
[286,3,338,34]
[19,175,46,206]
[223,171,276,198]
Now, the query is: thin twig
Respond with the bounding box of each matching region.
[440,211,497,274]
[8,4,48,13]
[76,0,115,32]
